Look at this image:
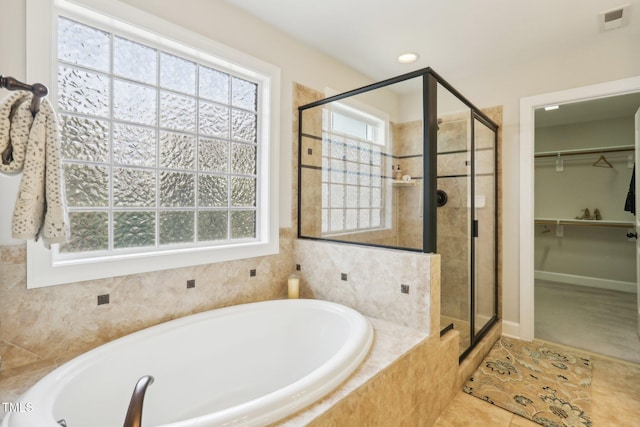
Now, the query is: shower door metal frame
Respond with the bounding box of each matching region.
[298,67,440,253]
[460,111,499,361]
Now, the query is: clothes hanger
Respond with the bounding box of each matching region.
[592,154,613,168]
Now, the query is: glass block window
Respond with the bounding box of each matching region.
[57,16,259,255]
[321,107,385,234]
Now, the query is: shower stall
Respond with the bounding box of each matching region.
[297,68,498,359]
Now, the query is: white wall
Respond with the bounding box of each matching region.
[2,0,639,333]
[535,117,636,221]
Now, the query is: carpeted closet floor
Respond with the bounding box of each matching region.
[534,280,640,364]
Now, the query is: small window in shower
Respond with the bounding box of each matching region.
[320,104,386,234]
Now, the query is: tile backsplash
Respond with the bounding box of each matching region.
[294,239,437,333]
[0,229,295,371]
[0,229,440,372]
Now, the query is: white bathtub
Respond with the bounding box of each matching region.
[3,299,373,427]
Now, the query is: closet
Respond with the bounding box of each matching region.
[534,113,636,291]
[533,93,639,363]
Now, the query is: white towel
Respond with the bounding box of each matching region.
[0,90,33,172]
[0,90,69,246]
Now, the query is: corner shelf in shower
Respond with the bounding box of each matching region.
[392,179,418,187]
[534,218,634,229]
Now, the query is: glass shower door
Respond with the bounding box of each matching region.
[473,116,497,335]
[437,83,472,354]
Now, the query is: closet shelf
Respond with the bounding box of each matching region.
[534,145,635,158]
[534,218,635,229]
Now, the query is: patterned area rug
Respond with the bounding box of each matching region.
[464,337,592,427]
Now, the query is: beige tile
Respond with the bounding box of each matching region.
[591,385,640,426]
[0,362,57,406]
[412,398,442,427]
[592,355,640,397]
[434,392,512,427]
[508,414,541,427]
[0,339,42,371]
[590,355,640,426]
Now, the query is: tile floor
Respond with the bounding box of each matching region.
[434,348,640,426]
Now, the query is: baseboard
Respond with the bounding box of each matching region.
[501,320,521,340]
[535,270,636,294]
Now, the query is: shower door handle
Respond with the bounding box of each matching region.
[472,220,479,238]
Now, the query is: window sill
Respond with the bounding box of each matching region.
[27,237,279,288]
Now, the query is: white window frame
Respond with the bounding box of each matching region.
[26,0,280,288]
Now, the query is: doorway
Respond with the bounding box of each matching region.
[519,76,640,362]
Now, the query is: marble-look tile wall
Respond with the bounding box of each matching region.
[297,86,399,247]
[0,229,295,372]
[393,120,424,249]
[437,107,502,326]
[437,115,472,322]
[301,328,461,427]
[294,239,436,333]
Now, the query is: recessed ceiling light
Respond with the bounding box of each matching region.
[544,105,560,111]
[397,53,419,64]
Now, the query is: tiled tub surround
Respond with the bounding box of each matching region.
[0,237,468,427]
[3,299,373,427]
[294,239,437,334]
[0,316,465,427]
[277,320,460,427]
[0,228,295,374]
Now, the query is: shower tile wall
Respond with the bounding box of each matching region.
[393,121,423,249]
[294,239,437,333]
[296,84,398,247]
[437,106,503,345]
[437,114,471,323]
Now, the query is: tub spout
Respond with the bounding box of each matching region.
[123,375,154,427]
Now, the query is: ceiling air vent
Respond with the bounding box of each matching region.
[601,5,628,31]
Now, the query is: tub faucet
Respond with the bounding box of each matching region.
[123,375,154,427]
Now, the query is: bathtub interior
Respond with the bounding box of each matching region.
[37,301,370,427]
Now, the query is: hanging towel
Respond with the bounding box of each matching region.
[0,91,69,245]
[624,165,635,215]
[0,90,33,172]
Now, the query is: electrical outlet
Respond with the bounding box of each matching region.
[97,294,110,305]
[187,279,195,289]
[341,273,348,281]
[296,264,301,271]
[401,284,410,294]
[250,269,256,277]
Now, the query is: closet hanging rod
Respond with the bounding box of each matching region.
[534,145,635,158]
[0,75,49,116]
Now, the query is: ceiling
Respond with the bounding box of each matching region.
[224,0,639,84]
[224,0,639,126]
[535,92,640,127]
